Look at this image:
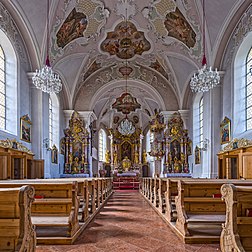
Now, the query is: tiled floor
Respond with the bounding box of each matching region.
[36,190,220,252]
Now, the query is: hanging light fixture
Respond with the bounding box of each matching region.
[116,8,137,136]
[32,0,62,93]
[190,0,220,93]
[118,117,135,135]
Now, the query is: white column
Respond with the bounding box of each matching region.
[178,110,190,129]
[28,73,51,178]
[63,110,75,128]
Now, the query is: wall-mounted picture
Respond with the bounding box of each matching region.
[220,117,231,144]
[20,114,32,143]
[51,144,58,164]
[195,145,201,164]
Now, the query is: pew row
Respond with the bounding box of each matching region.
[0,178,113,245]
[0,185,36,252]
[141,178,252,244]
[220,184,252,252]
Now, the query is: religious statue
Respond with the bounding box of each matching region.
[69,154,73,164]
[143,150,147,164]
[72,157,80,173]
[174,157,180,173]
[122,156,131,171]
[134,152,139,164]
[105,150,111,163]
[113,151,118,165]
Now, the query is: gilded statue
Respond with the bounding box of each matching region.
[143,150,147,164]
[134,152,139,164]
[105,150,111,163]
[113,151,118,165]
[72,157,80,173]
[69,154,73,164]
[122,156,131,171]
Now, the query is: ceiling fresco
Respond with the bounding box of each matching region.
[100,21,151,59]
[5,0,245,129]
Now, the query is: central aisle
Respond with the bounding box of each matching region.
[37,190,220,252]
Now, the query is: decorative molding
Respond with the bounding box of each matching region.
[218,138,252,153]
[0,2,27,62]
[0,138,34,155]
[223,4,252,68]
[51,0,109,61]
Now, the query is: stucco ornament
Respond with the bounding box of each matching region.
[100,21,151,59]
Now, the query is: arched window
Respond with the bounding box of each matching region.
[0,45,6,130]
[49,94,59,148]
[233,32,252,137]
[0,29,17,136]
[246,47,252,130]
[199,97,204,147]
[99,129,107,161]
[146,129,154,162]
[193,94,204,149]
[49,97,53,147]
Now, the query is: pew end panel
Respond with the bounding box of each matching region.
[221,184,252,252]
[0,185,36,252]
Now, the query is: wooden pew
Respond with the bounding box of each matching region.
[221,184,252,252]
[158,178,167,213]
[174,180,252,243]
[0,185,36,252]
[0,181,80,245]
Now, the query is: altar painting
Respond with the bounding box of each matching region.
[121,141,132,161]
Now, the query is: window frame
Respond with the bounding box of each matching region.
[245,47,252,131]
[0,45,6,130]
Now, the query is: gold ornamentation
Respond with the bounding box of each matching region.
[0,139,33,155]
[218,138,252,153]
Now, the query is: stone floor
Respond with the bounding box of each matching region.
[36,190,220,252]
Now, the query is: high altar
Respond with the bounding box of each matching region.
[109,119,142,175]
[63,111,90,175]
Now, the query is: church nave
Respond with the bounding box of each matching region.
[36,191,220,252]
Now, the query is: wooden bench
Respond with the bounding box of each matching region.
[0,185,36,251]
[0,181,80,244]
[174,179,252,243]
[221,184,252,252]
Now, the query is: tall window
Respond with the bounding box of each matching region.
[99,129,107,161]
[49,97,53,147]
[246,47,252,130]
[0,45,6,130]
[199,97,204,147]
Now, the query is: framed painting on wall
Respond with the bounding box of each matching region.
[195,145,201,164]
[220,117,231,144]
[51,145,58,164]
[20,114,32,143]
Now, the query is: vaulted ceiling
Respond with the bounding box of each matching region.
[3,0,248,130]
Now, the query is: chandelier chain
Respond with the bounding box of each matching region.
[32,0,62,93]
[189,0,220,93]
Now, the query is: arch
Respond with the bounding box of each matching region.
[0,29,17,136]
[233,31,252,138]
[89,79,167,112]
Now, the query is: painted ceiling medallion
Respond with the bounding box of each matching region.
[119,66,133,76]
[56,8,88,49]
[100,21,151,59]
[164,8,196,48]
[112,92,141,114]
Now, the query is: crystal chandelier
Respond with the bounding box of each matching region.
[32,0,62,93]
[118,117,135,135]
[190,0,220,93]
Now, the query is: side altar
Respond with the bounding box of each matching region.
[62,111,90,176]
